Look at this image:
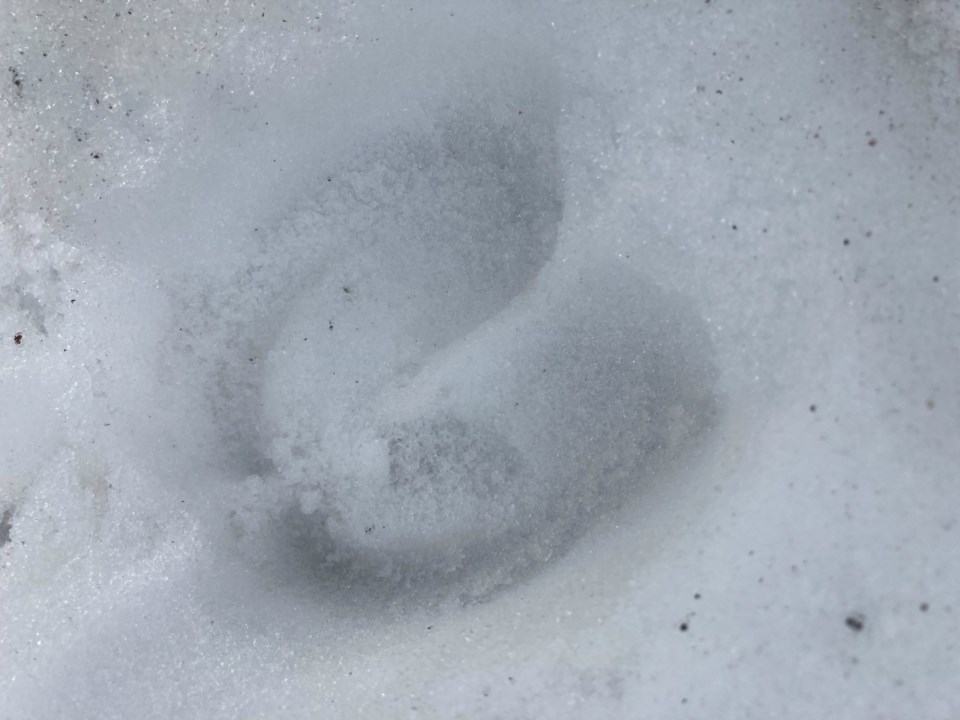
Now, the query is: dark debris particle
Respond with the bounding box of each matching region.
[926,399,935,410]
[91,152,101,159]
[843,238,850,246]
[933,275,939,283]
[679,622,689,632]
[694,593,701,600]
[0,507,12,547]
[867,138,877,147]
[809,404,817,413]
[14,332,23,345]
[342,286,352,294]
[920,602,929,612]
[845,613,865,632]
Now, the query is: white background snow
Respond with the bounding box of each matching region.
[1,1,958,718]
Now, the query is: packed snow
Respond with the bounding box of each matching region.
[1,1,958,718]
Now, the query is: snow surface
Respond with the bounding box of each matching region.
[1,1,959,718]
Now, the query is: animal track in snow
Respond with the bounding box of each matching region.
[165,57,721,600]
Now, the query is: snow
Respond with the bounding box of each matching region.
[2,1,958,718]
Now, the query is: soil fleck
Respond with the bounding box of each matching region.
[845,613,865,632]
